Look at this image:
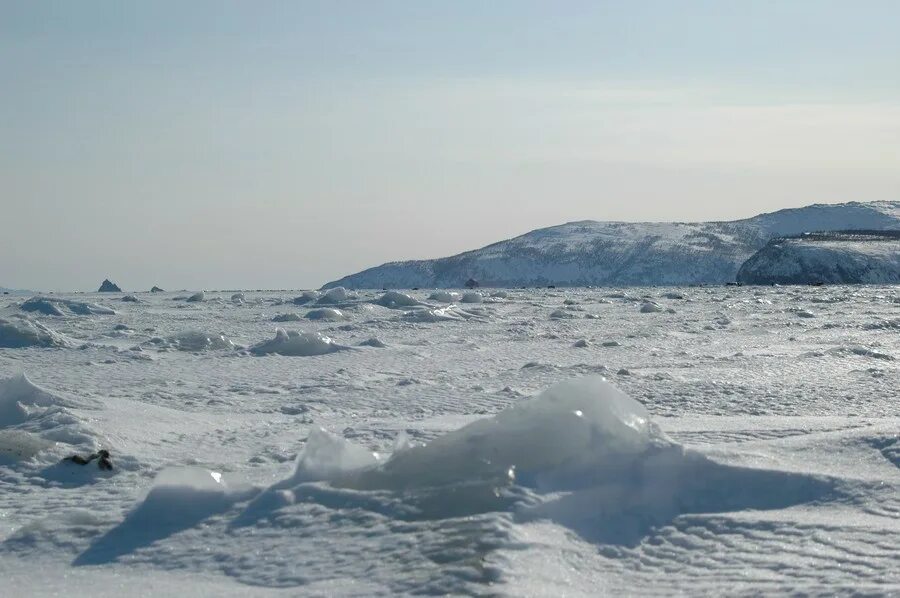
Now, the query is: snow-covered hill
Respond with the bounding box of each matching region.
[736,231,900,285]
[324,201,900,289]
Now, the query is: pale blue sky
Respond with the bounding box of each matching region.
[2,1,899,291]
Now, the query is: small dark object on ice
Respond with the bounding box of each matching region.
[64,449,113,470]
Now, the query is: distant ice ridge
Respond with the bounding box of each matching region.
[21,296,115,316]
[322,201,900,288]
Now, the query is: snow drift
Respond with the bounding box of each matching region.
[287,376,665,491]
[0,374,100,461]
[0,316,73,348]
[250,329,351,356]
[21,297,115,316]
[373,291,423,309]
[157,330,235,352]
[244,376,835,548]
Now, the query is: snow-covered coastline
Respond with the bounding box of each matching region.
[324,201,900,289]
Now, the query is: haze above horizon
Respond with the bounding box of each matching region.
[2,1,899,291]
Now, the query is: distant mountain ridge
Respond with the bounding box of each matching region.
[323,201,900,289]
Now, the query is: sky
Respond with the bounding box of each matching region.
[2,0,899,291]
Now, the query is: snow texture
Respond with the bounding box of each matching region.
[0,285,898,596]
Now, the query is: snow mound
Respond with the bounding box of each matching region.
[549,309,576,319]
[0,429,54,461]
[640,301,664,313]
[153,466,229,493]
[272,313,302,322]
[285,376,665,491]
[401,306,474,322]
[21,296,115,316]
[121,295,139,303]
[160,330,235,352]
[373,291,422,309]
[74,467,240,565]
[825,346,894,361]
[250,329,351,356]
[292,291,320,305]
[461,292,483,303]
[306,308,346,321]
[428,291,461,302]
[0,316,73,348]
[185,292,205,302]
[0,374,99,458]
[315,287,349,305]
[359,338,388,348]
[290,427,381,484]
[231,293,244,303]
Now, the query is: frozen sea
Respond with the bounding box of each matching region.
[0,286,898,596]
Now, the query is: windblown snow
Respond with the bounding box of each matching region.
[0,285,898,596]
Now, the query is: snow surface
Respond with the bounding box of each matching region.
[324,201,900,288]
[0,286,898,595]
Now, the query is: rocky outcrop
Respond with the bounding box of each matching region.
[98,279,122,293]
[736,231,900,285]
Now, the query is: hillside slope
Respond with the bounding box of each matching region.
[324,201,900,289]
[736,231,900,285]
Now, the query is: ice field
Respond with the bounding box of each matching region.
[0,286,898,596]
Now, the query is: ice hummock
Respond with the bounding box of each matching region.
[0,316,73,348]
[0,374,100,460]
[158,330,235,352]
[21,296,115,316]
[373,291,423,309]
[287,376,666,491]
[315,287,350,305]
[428,290,461,303]
[305,308,346,321]
[290,427,381,484]
[250,329,351,356]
